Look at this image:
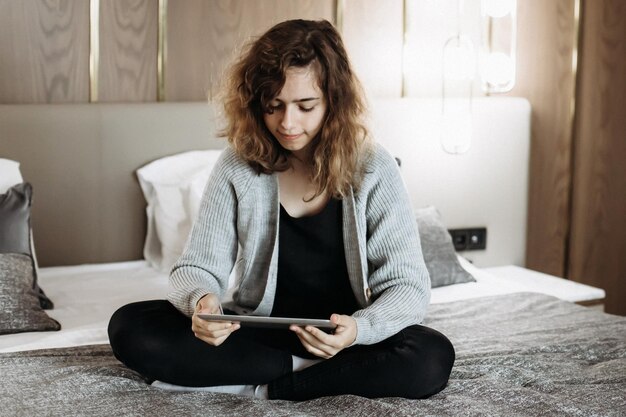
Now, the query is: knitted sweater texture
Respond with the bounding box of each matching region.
[168,144,431,345]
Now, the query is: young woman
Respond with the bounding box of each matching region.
[108,19,454,401]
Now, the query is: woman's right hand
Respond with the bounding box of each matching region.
[191,293,240,346]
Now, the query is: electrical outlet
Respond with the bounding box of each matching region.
[448,228,487,251]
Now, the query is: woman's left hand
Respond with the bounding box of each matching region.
[290,314,357,359]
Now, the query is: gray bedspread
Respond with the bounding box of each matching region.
[2,293,625,416]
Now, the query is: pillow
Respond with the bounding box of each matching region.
[0,158,53,309]
[137,150,223,272]
[0,159,23,191]
[416,206,476,288]
[0,183,60,334]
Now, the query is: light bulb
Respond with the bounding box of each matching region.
[441,99,472,155]
[482,0,515,18]
[482,52,515,87]
[443,36,476,81]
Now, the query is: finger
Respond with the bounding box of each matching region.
[195,294,222,314]
[329,314,357,346]
[331,313,351,328]
[192,318,232,332]
[197,306,220,315]
[194,325,238,346]
[196,333,228,347]
[206,326,238,339]
[303,325,336,346]
[293,327,337,357]
[210,332,232,346]
[300,323,341,347]
[290,324,332,345]
[193,322,239,336]
[295,333,334,359]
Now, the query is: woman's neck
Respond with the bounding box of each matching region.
[278,154,328,218]
[289,145,314,166]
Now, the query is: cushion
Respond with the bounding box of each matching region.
[0,253,60,335]
[0,159,53,309]
[0,183,32,255]
[0,183,60,335]
[137,150,223,272]
[0,159,23,192]
[416,206,475,288]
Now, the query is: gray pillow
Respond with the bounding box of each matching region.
[0,253,60,334]
[0,183,60,334]
[416,206,475,288]
[0,182,54,309]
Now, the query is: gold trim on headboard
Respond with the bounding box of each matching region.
[401,0,407,97]
[335,0,344,32]
[570,0,581,123]
[89,0,100,102]
[564,0,582,278]
[157,0,168,102]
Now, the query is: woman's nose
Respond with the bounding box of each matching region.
[280,107,295,131]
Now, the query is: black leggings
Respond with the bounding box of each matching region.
[108,300,455,401]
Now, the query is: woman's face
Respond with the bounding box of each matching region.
[263,66,327,159]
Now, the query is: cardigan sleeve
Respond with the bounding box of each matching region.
[351,146,431,345]
[167,149,242,317]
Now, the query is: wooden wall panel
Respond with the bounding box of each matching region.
[98,0,158,102]
[341,0,404,98]
[505,0,578,276]
[0,0,90,103]
[569,0,626,315]
[165,0,336,101]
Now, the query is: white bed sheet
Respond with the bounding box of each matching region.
[0,261,169,353]
[430,257,528,304]
[0,257,604,353]
[433,257,605,304]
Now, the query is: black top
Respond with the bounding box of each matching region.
[271,198,360,319]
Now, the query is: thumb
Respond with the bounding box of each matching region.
[197,293,221,314]
[330,314,346,327]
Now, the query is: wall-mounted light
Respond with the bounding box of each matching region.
[441,33,474,155]
[480,0,517,93]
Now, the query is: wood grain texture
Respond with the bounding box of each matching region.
[165,0,336,101]
[0,0,90,103]
[98,0,158,102]
[341,0,404,98]
[505,0,577,276]
[569,0,626,315]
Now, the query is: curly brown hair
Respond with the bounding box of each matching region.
[220,19,371,199]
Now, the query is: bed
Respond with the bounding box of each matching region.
[1,99,624,416]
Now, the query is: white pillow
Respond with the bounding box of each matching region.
[0,159,24,192]
[137,150,223,272]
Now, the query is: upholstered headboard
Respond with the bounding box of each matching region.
[0,98,530,267]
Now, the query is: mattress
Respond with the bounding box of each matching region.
[0,256,604,353]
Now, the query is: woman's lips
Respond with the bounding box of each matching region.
[279,132,302,141]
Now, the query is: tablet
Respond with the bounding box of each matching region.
[198,314,337,330]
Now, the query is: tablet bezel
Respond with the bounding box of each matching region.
[197,314,337,330]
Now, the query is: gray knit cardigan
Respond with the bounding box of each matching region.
[168,144,431,345]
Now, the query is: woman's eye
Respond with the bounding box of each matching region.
[300,106,315,113]
[266,103,282,113]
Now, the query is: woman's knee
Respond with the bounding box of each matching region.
[398,325,455,399]
[107,300,173,364]
[109,301,151,344]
